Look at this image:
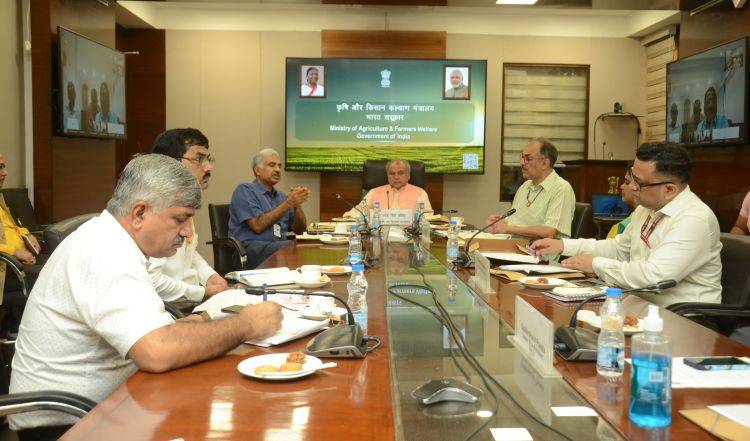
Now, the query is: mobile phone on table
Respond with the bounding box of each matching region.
[220,305,244,314]
[683,356,750,371]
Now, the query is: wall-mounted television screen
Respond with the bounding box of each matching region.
[666,37,747,147]
[58,27,126,139]
[285,58,486,173]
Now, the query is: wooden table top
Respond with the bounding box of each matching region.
[62,237,749,440]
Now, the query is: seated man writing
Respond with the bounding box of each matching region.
[487,138,575,239]
[9,154,282,441]
[343,159,432,218]
[149,128,228,303]
[229,149,308,269]
[532,142,722,307]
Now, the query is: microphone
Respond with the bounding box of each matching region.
[246,287,355,326]
[332,193,373,235]
[455,208,516,268]
[554,280,677,361]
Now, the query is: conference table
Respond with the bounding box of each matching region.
[62,232,749,440]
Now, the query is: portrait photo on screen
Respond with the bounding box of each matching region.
[443,66,470,100]
[300,65,326,98]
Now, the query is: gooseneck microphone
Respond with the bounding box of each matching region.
[332,193,373,235]
[245,287,355,326]
[455,208,516,268]
[554,280,677,361]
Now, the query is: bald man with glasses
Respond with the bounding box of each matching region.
[532,142,722,307]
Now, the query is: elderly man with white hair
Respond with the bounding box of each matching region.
[9,154,282,441]
[229,148,309,268]
[445,69,468,98]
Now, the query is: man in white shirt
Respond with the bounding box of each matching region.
[9,154,282,440]
[149,128,228,303]
[532,142,722,306]
[487,138,576,239]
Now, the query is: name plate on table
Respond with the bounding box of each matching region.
[380,209,413,226]
[468,250,493,294]
[508,297,560,378]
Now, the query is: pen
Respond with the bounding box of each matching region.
[262,283,268,302]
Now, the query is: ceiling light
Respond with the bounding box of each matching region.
[496,0,538,5]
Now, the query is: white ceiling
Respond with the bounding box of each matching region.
[118,1,680,38]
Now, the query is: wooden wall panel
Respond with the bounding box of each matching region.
[31,0,118,222]
[319,30,446,220]
[676,5,750,230]
[115,27,166,174]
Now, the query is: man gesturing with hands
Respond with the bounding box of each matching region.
[230,148,309,268]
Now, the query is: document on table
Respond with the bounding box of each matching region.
[708,405,750,428]
[481,252,539,264]
[497,264,581,275]
[245,310,329,348]
[626,357,750,389]
[231,267,297,287]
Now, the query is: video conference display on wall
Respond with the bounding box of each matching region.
[666,37,747,147]
[285,58,487,174]
[58,27,127,139]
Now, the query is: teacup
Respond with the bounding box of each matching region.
[297,265,322,282]
[309,296,335,316]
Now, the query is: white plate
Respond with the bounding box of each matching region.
[296,233,321,241]
[552,286,607,296]
[519,276,568,290]
[576,310,644,335]
[238,353,323,380]
[319,234,349,245]
[300,306,348,321]
[293,273,331,288]
[321,265,352,276]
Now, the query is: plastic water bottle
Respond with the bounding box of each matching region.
[418,202,431,241]
[630,305,672,428]
[597,287,625,377]
[347,263,368,332]
[348,225,362,265]
[371,201,381,230]
[446,219,459,264]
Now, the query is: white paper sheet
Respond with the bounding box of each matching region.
[490,428,533,441]
[625,357,750,389]
[234,267,296,287]
[708,404,750,428]
[497,264,581,274]
[481,252,539,264]
[244,311,329,347]
[551,406,598,417]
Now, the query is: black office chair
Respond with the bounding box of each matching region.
[361,159,426,198]
[0,188,47,235]
[0,390,96,419]
[571,202,593,239]
[43,213,98,255]
[207,204,248,276]
[668,233,750,336]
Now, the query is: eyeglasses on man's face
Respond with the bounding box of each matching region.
[519,154,544,163]
[627,167,672,191]
[181,155,216,167]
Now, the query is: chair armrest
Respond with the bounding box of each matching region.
[0,251,29,297]
[0,391,97,418]
[206,237,248,269]
[668,302,750,318]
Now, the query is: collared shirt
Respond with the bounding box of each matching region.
[147,220,218,303]
[562,186,722,306]
[697,114,729,132]
[0,204,30,255]
[507,170,576,238]
[229,181,295,244]
[344,183,432,218]
[445,84,468,98]
[9,210,174,430]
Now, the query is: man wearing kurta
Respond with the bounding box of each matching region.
[488,138,576,239]
[343,159,432,218]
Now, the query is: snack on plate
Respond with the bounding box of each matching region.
[254,365,280,375]
[537,277,549,284]
[287,352,307,364]
[623,315,639,328]
[280,362,304,372]
[327,266,347,273]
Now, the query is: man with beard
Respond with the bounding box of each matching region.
[487,137,576,239]
[444,69,469,99]
[229,149,309,268]
[149,128,228,303]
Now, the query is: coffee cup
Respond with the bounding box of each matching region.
[297,265,322,282]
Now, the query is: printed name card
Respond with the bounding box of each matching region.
[469,250,492,294]
[511,296,560,378]
[380,209,414,226]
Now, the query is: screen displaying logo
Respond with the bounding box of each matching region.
[380,69,391,88]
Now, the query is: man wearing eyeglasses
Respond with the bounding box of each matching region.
[149,128,229,303]
[532,142,722,306]
[487,137,575,239]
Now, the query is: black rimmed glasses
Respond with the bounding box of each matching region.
[627,167,672,191]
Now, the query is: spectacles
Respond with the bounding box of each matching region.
[519,154,544,163]
[628,167,672,191]
[182,155,216,167]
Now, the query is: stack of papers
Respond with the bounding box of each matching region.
[192,290,328,347]
[481,252,539,264]
[228,267,296,287]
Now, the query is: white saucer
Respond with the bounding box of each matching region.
[319,234,349,245]
[519,276,568,290]
[238,353,323,380]
[322,265,352,276]
[576,310,645,335]
[293,274,331,288]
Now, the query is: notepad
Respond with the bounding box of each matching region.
[230,267,297,287]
